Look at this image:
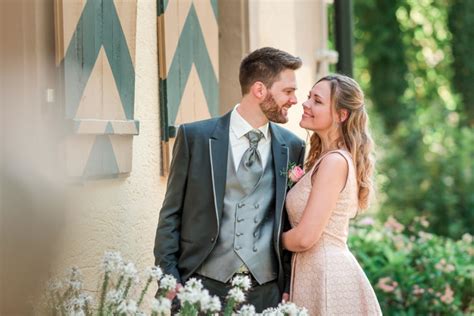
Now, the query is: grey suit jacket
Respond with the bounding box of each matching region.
[153,111,305,292]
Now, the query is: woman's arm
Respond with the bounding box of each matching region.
[282,153,348,252]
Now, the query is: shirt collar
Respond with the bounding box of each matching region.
[230,104,269,140]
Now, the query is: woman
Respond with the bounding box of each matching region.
[283,74,382,315]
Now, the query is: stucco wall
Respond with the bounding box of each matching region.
[54,0,164,295]
[248,0,328,142]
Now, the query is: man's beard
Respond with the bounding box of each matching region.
[259,93,289,123]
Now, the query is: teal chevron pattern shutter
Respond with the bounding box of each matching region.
[158,0,219,141]
[55,0,139,179]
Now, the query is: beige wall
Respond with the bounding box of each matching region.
[248,0,332,142]
[53,0,165,297]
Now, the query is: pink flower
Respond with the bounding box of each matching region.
[435,259,456,273]
[384,216,405,233]
[359,217,375,226]
[414,216,430,228]
[288,166,305,183]
[440,285,454,304]
[377,277,398,293]
[412,285,425,295]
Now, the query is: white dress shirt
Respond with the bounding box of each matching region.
[229,105,271,172]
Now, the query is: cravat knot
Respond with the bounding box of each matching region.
[245,130,264,149]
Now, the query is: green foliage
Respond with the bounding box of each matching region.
[353,0,474,238]
[378,119,474,238]
[354,0,409,132]
[448,0,474,125]
[349,217,474,315]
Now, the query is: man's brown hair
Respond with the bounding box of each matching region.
[239,47,302,95]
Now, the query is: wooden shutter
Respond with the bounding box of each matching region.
[54,0,139,179]
[158,0,219,141]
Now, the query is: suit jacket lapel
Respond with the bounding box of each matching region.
[270,124,289,236]
[209,111,231,224]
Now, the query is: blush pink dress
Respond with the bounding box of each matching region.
[286,150,382,315]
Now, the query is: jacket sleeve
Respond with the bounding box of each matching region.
[283,139,306,293]
[153,125,190,283]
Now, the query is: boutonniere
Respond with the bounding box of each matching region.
[281,162,305,188]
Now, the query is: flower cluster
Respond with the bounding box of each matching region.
[349,216,473,314]
[42,252,309,316]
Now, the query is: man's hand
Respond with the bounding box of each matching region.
[166,283,183,300]
[282,292,289,302]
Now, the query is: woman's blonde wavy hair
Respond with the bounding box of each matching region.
[305,74,375,210]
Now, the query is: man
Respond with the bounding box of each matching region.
[154,47,305,311]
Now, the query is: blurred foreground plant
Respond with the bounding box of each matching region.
[41,252,307,316]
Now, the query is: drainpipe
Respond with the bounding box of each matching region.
[335,0,353,77]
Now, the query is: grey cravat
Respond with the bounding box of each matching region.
[237,130,264,193]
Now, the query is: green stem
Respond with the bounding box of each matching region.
[122,278,133,300]
[98,272,110,316]
[223,298,235,316]
[137,277,152,307]
[115,275,124,290]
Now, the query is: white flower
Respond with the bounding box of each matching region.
[237,304,256,315]
[47,279,63,292]
[177,285,201,305]
[117,299,137,314]
[148,266,163,280]
[261,307,283,316]
[121,262,138,282]
[159,274,177,291]
[80,293,93,305]
[227,288,245,303]
[64,294,93,316]
[197,289,211,310]
[102,251,123,273]
[185,277,203,290]
[277,301,309,315]
[67,267,83,291]
[151,297,171,314]
[66,309,85,316]
[198,289,221,312]
[206,295,222,312]
[72,293,93,308]
[68,280,82,291]
[69,267,82,280]
[105,289,124,305]
[231,275,252,291]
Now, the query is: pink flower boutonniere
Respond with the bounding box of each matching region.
[284,162,305,188]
